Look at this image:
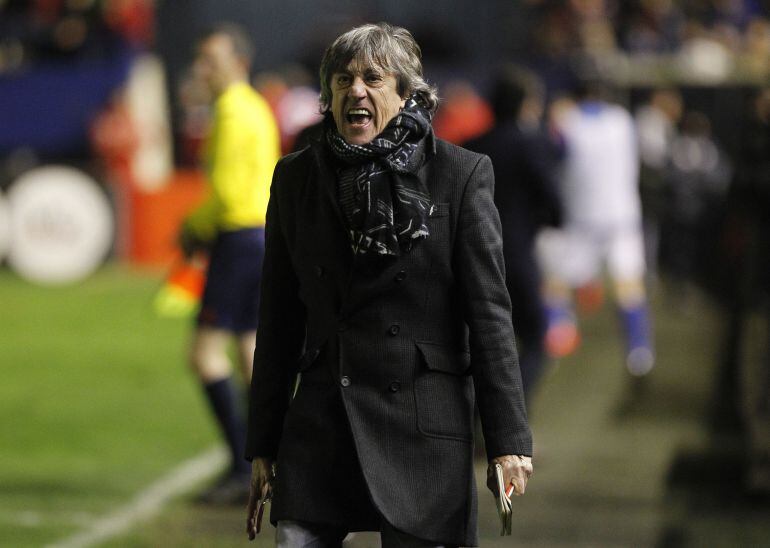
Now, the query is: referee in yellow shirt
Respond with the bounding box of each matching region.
[180,23,280,504]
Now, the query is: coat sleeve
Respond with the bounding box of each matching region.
[453,154,533,459]
[245,165,306,460]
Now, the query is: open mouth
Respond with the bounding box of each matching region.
[346,108,372,126]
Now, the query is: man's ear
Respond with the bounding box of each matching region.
[399,80,409,107]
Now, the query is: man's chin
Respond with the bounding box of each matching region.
[339,122,376,145]
[344,133,374,146]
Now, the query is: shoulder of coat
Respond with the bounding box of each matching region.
[433,138,488,177]
[273,148,313,190]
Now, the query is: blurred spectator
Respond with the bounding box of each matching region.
[635,88,683,171]
[90,89,139,185]
[179,23,280,505]
[0,1,137,159]
[528,0,618,58]
[516,0,770,90]
[540,77,654,377]
[254,65,323,153]
[634,87,683,278]
[688,0,761,30]
[0,0,152,72]
[660,110,731,303]
[274,84,323,153]
[177,67,214,166]
[432,80,494,144]
[738,87,770,203]
[92,53,172,191]
[291,118,324,153]
[713,88,770,497]
[735,87,770,492]
[739,16,770,77]
[571,0,619,56]
[466,65,562,395]
[102,0,154,47]
[619,0,685,53]
[720,87,770,360]
[677,18,735,82]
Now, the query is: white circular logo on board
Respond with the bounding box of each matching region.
[0,193,10,261]
[7,165,114,285]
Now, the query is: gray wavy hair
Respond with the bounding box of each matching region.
[319,22,439,115]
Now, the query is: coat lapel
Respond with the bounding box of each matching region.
[309,135,347,234]
[343,140,437,317]
[307,130,437,318]
[307,136,357,311]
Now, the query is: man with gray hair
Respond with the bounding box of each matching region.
[245,22,532,547]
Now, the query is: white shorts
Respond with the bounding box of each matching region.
[536,224,646,287]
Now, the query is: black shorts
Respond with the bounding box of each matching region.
[197,228,265,332]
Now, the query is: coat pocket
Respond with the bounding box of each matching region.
[298,347,321,372]
[414,341,474,442]
[296,340,330,386]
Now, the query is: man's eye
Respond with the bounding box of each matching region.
[336,75,351,86]
[366,75,383,84]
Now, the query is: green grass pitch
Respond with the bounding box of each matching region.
[3,266,769,547]
[0,266,222,547]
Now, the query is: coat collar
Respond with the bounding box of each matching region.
[305,127,437,317]
[307,124,434,226]
[308,130,347,232]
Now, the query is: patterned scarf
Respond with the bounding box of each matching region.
[326,96,435,258]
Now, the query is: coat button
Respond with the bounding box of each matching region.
[388,381,401,393]
[340,376,351,387]
[388,324,400,336]
[394,270,407,282]
[338,321,348,332]
[314,265,324,278]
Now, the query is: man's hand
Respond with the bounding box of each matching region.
[487,455,533,496]
[177,225,203,259]
[246,457,274,541]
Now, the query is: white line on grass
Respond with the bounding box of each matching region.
[1,510,95,528]
[47,446,228,548]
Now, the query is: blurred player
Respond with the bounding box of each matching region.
[541,77,654,377]
[179,23,280,503]
[661,110,730,303]
[466,65,562,395]
[635,87,683,280]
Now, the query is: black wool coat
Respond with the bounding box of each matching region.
[246,134,532,547]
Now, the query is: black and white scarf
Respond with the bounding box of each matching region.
[326,96,435,258]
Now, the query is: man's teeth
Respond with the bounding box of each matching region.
[347,108,372,125]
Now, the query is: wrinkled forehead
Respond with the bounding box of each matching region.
[331,51,398,78]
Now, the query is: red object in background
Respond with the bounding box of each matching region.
[91,93,140,187]
[153,254,207,318]
[545,320,581,359]
[91,89,205,267]
[433,81,494,145]
[127,170,207,265]
[32,0,64,24]
[103,0,155,46]
[575,281,605,314]
[166,256,206,297]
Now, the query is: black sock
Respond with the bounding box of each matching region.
[203,377,250,475]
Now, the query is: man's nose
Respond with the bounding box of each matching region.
[348,76,366,99]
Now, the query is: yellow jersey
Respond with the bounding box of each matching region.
[185,82,280,241]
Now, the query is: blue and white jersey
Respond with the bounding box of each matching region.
[558,101,642,228]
